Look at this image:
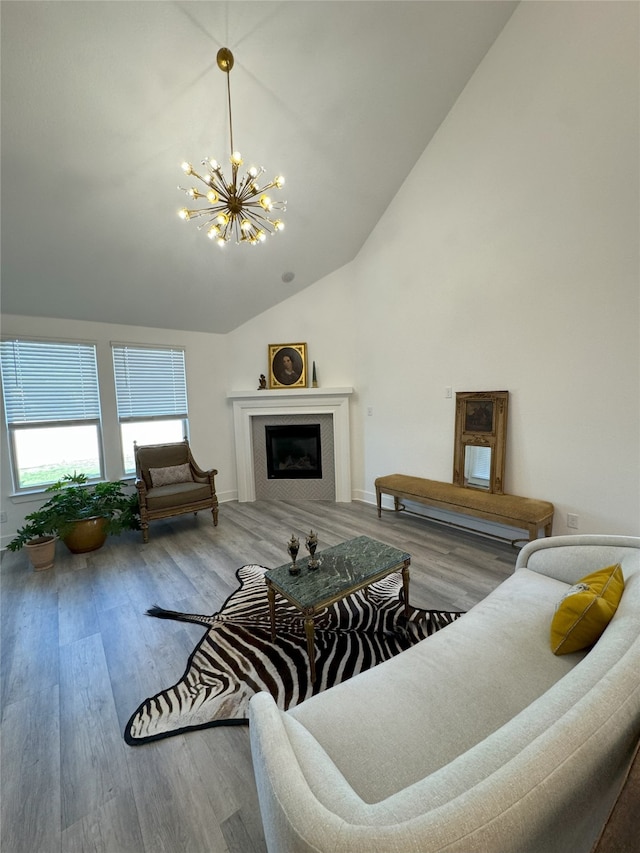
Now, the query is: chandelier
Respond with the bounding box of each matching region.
[178,47,286,247]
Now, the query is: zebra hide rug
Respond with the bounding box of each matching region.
[124,563,463,745]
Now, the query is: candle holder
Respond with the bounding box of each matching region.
[287,534,300,575]
[305,530,318,570]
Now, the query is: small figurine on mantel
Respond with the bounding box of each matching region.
[257,374,267,390]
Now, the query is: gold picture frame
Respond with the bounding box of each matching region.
[268,343,307,389]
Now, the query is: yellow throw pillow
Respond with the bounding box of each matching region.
[551,563,624,655]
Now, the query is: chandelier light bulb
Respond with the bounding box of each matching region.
[177,47,286,247]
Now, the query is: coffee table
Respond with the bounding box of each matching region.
[265,535,411,682]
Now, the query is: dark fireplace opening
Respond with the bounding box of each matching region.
[265,424,322,480]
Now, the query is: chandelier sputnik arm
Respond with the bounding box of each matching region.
[178,47,286,247]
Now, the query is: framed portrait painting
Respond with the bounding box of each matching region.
[268,343,307,389]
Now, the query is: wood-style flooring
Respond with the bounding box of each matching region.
[1,499,517,853]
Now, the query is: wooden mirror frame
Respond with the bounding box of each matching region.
[452,391,509,494]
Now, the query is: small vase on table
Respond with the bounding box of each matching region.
[287,535,300,575]
[305,530,318,570]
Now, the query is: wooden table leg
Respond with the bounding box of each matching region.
[304,615,317,683]
[267,584,277,642]
[401,561,411,616]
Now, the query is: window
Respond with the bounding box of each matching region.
[112,344,189,475]
[0,339,104,490]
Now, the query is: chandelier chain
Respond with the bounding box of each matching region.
[226,64,234,157]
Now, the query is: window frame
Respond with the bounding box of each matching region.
[111,343,190,477]
[1,337,105,492]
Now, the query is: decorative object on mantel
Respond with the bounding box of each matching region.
[257,374,267,390]
[312,360,318,388]
[268,342,307,389]
[177,47,286,247]
[124,563,463,744]
[287,534,300,574]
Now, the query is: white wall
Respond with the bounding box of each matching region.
[0,315,233,546]
[3,1,638,543]
[357,0,639,535]
[230,0,640,536]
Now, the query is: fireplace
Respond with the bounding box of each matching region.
[265,424,322,480]
[227,387,353,502]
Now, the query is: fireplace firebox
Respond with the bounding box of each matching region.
[265,424,322,480]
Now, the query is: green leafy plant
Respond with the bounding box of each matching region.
[7,473,139,551]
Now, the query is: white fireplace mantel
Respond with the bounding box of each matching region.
[227,388,354,502]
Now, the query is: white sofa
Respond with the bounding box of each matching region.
[249,534,640,853]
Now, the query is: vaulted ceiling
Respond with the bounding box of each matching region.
[1,1,517,333]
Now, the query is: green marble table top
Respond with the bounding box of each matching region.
[265,534,410,610]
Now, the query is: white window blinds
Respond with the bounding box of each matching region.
[0,339,101,424]
[112,345,188,421]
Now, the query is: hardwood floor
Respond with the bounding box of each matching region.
[0,500,517,853]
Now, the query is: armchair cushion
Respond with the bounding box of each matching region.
[145,481,213,511]
[149,463,193,487]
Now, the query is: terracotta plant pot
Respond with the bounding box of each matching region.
[24,535,56,571]
[62,517,108,554]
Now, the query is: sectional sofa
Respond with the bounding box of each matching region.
[249,534,640,853]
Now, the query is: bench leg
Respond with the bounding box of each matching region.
[376,488,382,518]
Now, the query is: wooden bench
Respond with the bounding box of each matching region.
[375,474,554,542]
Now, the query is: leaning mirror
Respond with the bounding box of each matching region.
[453,391,508,494]
[464,445,492,490]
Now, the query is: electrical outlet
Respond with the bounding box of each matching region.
[367,407,374,417]
[567,513,579,529]
[0,511,7,524]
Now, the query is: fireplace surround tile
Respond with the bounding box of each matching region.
[253,414,334,500]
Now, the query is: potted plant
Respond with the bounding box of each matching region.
[7,473,140,563]
[6,509,58,571]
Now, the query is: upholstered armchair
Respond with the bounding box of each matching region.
[134,439,218,543]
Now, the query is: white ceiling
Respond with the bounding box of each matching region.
[1,1,517,334]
